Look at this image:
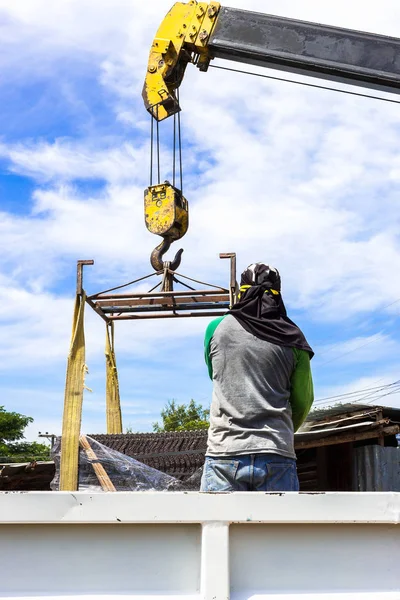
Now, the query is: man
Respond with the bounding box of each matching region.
[200,263,314,492]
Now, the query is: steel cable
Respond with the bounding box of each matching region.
[156,104,160,184]
[209,64,400,106]
[177,88,183,194]
[149,112,154,186]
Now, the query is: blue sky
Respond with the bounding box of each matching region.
[0,0,399,441]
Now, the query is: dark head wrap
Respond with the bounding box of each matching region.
[229,263,313,357]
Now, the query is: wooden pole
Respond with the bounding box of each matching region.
[79,435,116,492]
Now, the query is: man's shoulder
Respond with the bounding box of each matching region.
[292,347,311,366]
[205,315,227,340]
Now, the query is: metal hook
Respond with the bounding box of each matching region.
[150,238,184,272]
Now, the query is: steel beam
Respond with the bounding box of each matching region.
[96,294,229,308]
[110,311,228,320]
[91,289,227,300]
[209,8,400,94]
[101,301,229,314]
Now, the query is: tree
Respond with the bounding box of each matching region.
[0,406,50,462]
[153,400,209,432]
[0,406,32,444]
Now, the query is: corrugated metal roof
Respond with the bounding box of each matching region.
[306,403,400,424]
[296,419,380,442]
[352,445,400,492]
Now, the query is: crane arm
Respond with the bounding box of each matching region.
[143,1,400,121]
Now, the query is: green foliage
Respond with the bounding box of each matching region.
[0,406,50,462]
[0,441,50,462]
[0,406,33,444]
[153,400,209,432]
[125,426,140,434]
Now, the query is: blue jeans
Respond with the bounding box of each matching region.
[200,453,299,492]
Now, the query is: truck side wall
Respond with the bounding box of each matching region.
[0,492,399,600]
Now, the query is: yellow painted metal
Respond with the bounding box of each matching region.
[105,321,123,435]
[60,292,87,491]
[143,1,221,120]
[144,182,188,241]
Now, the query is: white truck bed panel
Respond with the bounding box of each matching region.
[0,492,399,600]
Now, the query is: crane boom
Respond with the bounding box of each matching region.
[143,1,400,121]
[210,8,400,93]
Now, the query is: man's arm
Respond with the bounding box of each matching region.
[290,349,314,432]
[204,316,226,379]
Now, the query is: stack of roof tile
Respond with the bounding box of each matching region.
[91,430,208,481]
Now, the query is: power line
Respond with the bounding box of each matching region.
[318,333,385,367]
[207,65,400,408]
[315,380,399,404]
[380,298,400,311]
[212,62,400,366]
[316,298,400,357]
[315,380,400,407]
[312,300,400,365]
[317,298,400,356]
[363,386,400,405]
[209,64,400,106]
[317,305,400,365]
[346,382,400,406]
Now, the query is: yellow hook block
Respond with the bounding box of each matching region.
[144,182,189,241]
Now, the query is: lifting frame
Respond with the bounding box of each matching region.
[60,254,237,490]
[79,253,237,322]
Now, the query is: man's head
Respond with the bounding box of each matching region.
[240,263,281,291]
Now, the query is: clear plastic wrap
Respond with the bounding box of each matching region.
[51,435,188,492]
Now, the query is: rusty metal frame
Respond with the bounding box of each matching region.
[76,253,237,321]
[295,425,399,450]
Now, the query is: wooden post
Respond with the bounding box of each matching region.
[79,435,116,492]
[376,410,385,446]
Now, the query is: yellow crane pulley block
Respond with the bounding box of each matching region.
[144,182,189,242]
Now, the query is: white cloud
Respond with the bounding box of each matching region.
[1,94,400,318]
[0,275,209,373]
[315,333,400,366]
[0,140,147,184]
[1,0,400,436]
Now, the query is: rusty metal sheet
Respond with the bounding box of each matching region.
[352,445,400,492]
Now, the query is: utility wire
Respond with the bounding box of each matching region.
[318,333,385,367]
[315,386,400,409]
[315,380,400,407]
[315,380,400,404]
[313,301,400,367]
[315,300,400,366]
[359,383,400,405]
[338,383,400,406]
[316,298,400,357]
[209,64,400,106]
[381,298,400,311]
[363,386,400,405]
[206,64,400,405]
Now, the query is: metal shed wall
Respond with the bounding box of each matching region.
[353,445,400,491]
